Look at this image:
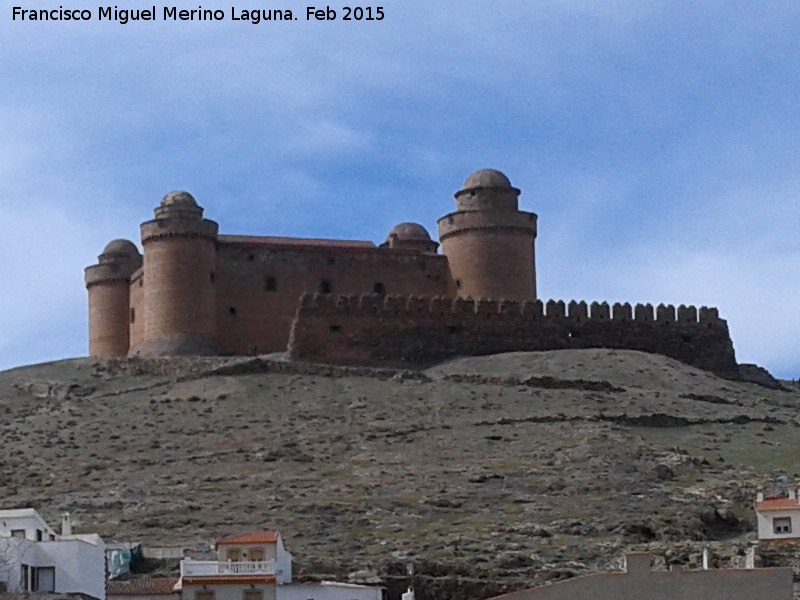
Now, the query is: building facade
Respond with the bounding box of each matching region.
[755,480,800,541]
[0,508,105,599]
[176,531,381,600]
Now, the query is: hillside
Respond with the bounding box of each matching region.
[1,350,800,598]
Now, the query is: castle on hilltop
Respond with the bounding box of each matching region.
[85,169,738,377]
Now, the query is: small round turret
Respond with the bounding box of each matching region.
[380,222,439,253]
[85,239,143,356]
[438,169,537,301]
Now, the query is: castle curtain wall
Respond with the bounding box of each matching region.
[287,296,738,378]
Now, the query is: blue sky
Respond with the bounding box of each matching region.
[2,2,799,377]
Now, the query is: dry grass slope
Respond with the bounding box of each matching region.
[1,349,800,598]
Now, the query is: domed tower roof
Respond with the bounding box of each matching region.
[154,190,204,220]
[97,238,142,267]
[454,168,521,210]
[386,222,432,242]
[86,237,142,286]
[381,222,439,253]
[102,238,141,257]
[161,190,198,208]
[461,168,513,190]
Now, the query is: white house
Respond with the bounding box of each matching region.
[755,483,800,541]
[177,532,382,600]
[0,508,105,599]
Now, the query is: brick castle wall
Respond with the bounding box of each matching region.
[287,294,739,377]
[213,241,451,355]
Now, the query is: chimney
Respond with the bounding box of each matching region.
[61,513,72,536]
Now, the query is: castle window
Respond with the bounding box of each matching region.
[265,276,277,292]
[248,253,255,261]
[447,326,462,334]
[139,279,143,288]
[210,271,216,283]
[373,282,385,295]
[774,517,792,534]
[130,307,136,324]
[329,325,341,333]
[455,279,462,289]
[319,280,332,294]
[327,257,336,265]
[229,307,237,315]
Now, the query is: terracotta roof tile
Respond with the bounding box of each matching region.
[216,531,280,546]
[756,497,800,510]
[182,575,276,585]
[107,577,179,596]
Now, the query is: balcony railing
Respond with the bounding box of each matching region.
[181,558,277,577]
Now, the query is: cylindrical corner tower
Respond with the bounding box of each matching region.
[85,239,143,356]
[438,169,537,301]
[136,191,219,356]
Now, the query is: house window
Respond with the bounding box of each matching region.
[21,564,29,591]
[373,282,385,295]
[318,280,332,294]
[774,517,792,534]
[11,529,25,538]
[36,529,43,542]
[244,589,263,600]
[265,276,277,292]
[227,548,241,561]
[250,547,264,561]
[196,591,214,600]
[32,566,55,592]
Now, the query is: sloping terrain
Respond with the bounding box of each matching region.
[1,350,800,598]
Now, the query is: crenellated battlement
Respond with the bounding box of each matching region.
[296,293,728,328]
[289,293,738,377]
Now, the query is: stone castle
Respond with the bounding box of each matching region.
[85,169,738,377]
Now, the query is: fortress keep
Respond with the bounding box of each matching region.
[85,169,738,377]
